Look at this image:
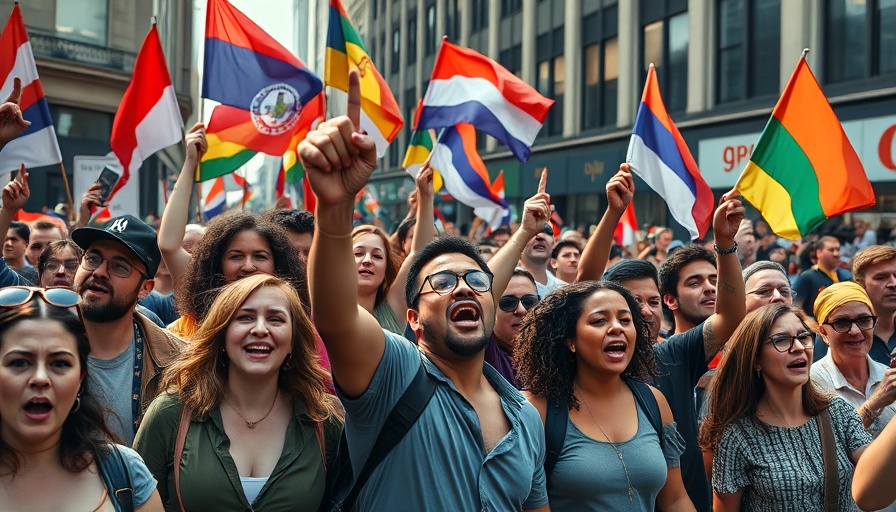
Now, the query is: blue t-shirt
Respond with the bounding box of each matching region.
[138,291,179,326]
[337,330,548,511]
[112,444,158,507]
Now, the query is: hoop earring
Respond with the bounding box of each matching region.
[70,395,81,414]
[282,353,294,371]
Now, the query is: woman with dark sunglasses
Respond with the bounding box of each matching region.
[700,303,871,511]
[485,268,539,388]
[0,287,162,510]
[811,282,896,448]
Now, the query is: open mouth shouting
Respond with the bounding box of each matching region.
[23,397,54,421]
[786,357,808,371]
[448,300,482,329]
[603,340,628,363]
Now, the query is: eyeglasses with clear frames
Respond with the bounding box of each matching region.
[766,332,815,353]
[746,285,795,300]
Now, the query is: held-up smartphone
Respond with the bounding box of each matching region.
[95,166,121,203]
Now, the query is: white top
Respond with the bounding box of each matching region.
[811,353,896,438]
[240,476,268,505]
[536,271,566,298]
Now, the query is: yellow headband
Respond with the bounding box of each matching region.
[813,281,874,325]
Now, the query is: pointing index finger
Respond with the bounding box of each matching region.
[538,168,548,194]
[347,69,362,131]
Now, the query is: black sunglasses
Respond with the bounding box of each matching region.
[498,294,539,312]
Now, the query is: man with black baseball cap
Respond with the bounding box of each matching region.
[72,214,185,444]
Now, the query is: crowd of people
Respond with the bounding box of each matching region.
[2,70,896,511]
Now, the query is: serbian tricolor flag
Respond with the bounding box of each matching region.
[734,55,874,239]
[613,202,638,247]
[109,24,182,201]
[627,64,713,240]
[417,40,553,162]
[430,123,509,211]
[0,4,63,174]
[202,176,226,220]
[325,0,403,158]
[473,170,510,231]
[200,0,324,181]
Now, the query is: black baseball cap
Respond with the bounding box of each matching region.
[71,215,161,278]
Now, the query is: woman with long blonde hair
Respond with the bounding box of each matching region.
[134,274,341,511]
[700,303,871,511]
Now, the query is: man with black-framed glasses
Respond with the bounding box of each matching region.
[71,214,185,445]
[299,71,552,511]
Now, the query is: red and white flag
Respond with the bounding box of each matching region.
[109,24,182,201]
[0,4,63,174]
[614,202,638,247]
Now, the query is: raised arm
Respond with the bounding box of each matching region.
[0,167,27,287]
[0,77,29,153]
[489,171,550,298]
[300,70,383,398]
[386,164,435,318]
[854,415,896,510]
[705,193,747,353]
[158,124,206,285]
[577,164,634,282]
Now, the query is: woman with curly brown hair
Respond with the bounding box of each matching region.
[515,280,693,511]
[133,274,341,511]
[699,303,871,511]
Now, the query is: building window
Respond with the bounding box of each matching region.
[716,0,780,104]
[472,0,489,32]
[425,3,437,56]
[641,5,688,113]
[391,29,400,74]
[581,5,618,130]
[502,0,522,16]
[825,0,896,84]
[536,28,564,136]
[408,11,418,65]
[446,0,459,42]
[55,0,108,46]
[500,44,522,77]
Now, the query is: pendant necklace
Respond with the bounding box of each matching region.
[224,390,278,429]
[578,387,635,502]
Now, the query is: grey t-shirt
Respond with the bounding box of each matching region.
[88,341,136,445]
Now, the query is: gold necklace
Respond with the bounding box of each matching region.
[578,387,635,502]
[223,390,278,429]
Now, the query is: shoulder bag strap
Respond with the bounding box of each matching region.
[818,407,839,512]
[97,445,134,512]
[173,405,191,512]
[336,361,438,511]
[626,379,664,452]
[543,396,568,487]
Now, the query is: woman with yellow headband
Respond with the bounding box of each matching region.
[811,282,896,443]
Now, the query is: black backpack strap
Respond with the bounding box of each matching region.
[543,396,568,487]
[626,379,664,452]
[334,360,438,511]
[97,444,134,512]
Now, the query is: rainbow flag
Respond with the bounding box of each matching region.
[735,56,875,239]
[200,0,324,181]
[325,0,403,157]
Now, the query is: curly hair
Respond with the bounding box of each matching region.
[352,224,400,308]
[176,213,309,323]
[0,299,117,477]
[514,280,658,410]
[262,209,315,235]
[163,274,339,423]
[698,303,830,452]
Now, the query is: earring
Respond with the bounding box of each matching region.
[282,353,294,371]
[755,368,762,378]
[70,394,81,414]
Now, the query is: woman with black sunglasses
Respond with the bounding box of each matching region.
[485,268,539,388]
[700,303,871,511]
[811,282,896,445]
[0,287,162,510]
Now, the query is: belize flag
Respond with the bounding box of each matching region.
[429,123,508,211]
[0,4,63,174]
[626,64,713,239]
[417,40,553,162]
[200,0,324,181]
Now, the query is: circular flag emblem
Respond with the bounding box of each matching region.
[250,84,302,136]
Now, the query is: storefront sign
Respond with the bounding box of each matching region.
[698,114,896,188]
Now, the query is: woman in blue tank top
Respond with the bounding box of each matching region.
[515,280,694,511]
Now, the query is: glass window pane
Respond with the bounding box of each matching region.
[719,0,744,49]
[602,36,618,126]
[643,20,664,68]
[750,0,780,97]
[585,44,600,86]
[667,12,689,112]
[55,0,107,46]
[880,0,896,74]
[826,0,868,83]
[718,0,744,103]
[537,60,551,95]
[554,56,565,95]
[604,37,619,80]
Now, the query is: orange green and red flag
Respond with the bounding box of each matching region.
[734,54,875,239]
[325,0,403,158]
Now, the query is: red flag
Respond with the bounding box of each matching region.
[613,202,638,246]
[109,24,182,200]
[302,178,316,213]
